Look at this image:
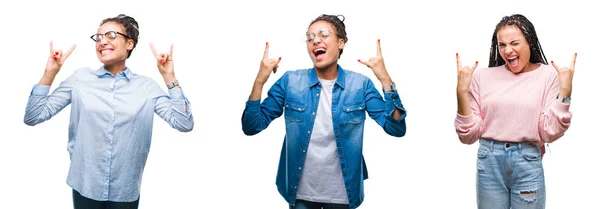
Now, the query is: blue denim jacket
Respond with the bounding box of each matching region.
[242,65,407,208]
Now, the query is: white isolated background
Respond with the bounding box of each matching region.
[0,0,597,208]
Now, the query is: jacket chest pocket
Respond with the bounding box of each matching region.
[284,100,306,123]
[342,102,366,124]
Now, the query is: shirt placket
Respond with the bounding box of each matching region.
[103,75,119,199]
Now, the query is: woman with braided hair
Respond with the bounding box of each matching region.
[242,14,407,209]
[24,14,194,209]
[455,14,575,208]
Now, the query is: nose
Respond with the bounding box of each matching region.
[312,36,322,45]
[504,46,514,55]
[99,37,109,45]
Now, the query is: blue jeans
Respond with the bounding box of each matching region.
[73,190,139,209]
[290,199,350,209]
[477,138,546,209]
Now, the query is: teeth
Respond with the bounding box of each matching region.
[314,48,326,53]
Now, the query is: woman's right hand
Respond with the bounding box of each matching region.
[45,41,76,75]
[255,42,281,85]
[456,53,478,94]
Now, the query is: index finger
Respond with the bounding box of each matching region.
[63,44,77,59]
[570,52,577,70]
[456,53,462,70]
[149,42,159,57]
[263,42,269,59]
[376,39,382,57]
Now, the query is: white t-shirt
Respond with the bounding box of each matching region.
[296,78,348,204]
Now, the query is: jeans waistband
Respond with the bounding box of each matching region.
[479,138,539,151]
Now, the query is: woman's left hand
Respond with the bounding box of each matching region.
[358,39,392,85]
[150,43,175,75]
[551,53,576,97]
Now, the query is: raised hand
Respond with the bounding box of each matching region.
[551,53,576,97]
[456,53,478,94]
[255,42,281,85]
[46,41,76,74]
[358,39,391,84]
[149,43,175,75]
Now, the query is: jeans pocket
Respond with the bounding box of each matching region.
[342,102,366,124]
[477,146,490,171]
[284,100,306,123]
[521,146,542,161]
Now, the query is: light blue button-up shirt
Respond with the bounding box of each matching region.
[24,67,194,202]
[242,65,407,209]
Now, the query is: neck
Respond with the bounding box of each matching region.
[104,61,127,76]
[315,62,338,80]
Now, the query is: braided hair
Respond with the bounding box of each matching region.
[100,14,139,58]
[488,14,548,67]
[309,14,348,58]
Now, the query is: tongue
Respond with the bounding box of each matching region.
[509,58,518,68]
[316,53,326,61]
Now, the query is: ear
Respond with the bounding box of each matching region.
[338,38,345,50]
[126,39,134,50]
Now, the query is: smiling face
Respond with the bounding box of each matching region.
[306,20,345,70]
[497,25,532,73]
[95,21,134,65]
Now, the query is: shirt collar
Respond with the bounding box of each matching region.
[95,66,133,80]
[308,64,345,89]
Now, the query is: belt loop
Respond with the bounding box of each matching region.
[490,139,495,150]
[518,142,522,153]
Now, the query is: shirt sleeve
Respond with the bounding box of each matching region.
[538,72,572,143]
[241,73,288,136]
[150,80,194,132]
[364,78,407,137]
[455,71,484,144]
[24,71,79,126]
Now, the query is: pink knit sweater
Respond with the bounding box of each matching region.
[455,64,572,145]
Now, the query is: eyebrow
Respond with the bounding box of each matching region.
[498,39,521,44]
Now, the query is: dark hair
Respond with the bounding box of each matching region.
[309,14,348,58]
[488,14,547,67]
[100,14,139,58]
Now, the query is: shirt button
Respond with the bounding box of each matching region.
[298,167,302,170]
[312,112,315,115]
[346,108,350,111]
[308,131,311,134]
[295,186,298,189]
[316,93,319,96]
[303,149,306,153]
[298,108,301,111]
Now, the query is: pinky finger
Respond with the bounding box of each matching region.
[550,60,559,71]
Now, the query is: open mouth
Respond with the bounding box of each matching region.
[100,49,114,55]
[507,56,519,69]
[313,48,326,61]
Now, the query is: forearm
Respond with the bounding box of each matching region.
[249,80,265,101]
[39,71,58,86]
[457,90,471,116]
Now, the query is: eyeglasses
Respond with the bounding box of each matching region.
[306,28,334,43]
[90,31,131,43]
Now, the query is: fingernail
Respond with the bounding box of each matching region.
[476,61,478,64]
[278,57,281,60]
[357,59,361,62]
[54,52,59,56]
[456,53,458,56]
[161,54,165,58]
[575,52,578,56]
[378,39,380,43]
[266,42,269,45]
[551,61,554,64]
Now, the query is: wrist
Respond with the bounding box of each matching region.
[162,73,176,84]
[559,88,572,98]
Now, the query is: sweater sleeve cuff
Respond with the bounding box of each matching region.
[455,112,475,124]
